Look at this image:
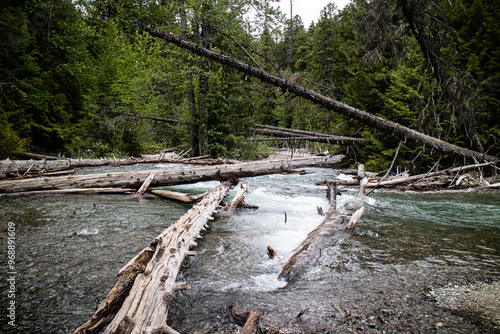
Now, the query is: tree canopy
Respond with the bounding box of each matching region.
[1,0,498,170]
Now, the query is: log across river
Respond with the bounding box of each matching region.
[0,155,344,194]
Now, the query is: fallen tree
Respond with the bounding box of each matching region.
[142,25,498,163]
[0,155,344,194]
[0,154,237,179]
[250,124,363,144]
[75,178,238,334]
[149,189,207,203]
[278,168,367,283]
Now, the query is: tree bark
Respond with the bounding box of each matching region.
[141,25,498,163]
[0,156,345,194]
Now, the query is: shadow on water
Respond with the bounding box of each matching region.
[0,167,499,333]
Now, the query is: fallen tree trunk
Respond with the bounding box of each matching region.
[250,127,363,144]
[74,247,156,334]
[100,179,237,334]
[247,136,360,144]
[255,124,347,138]
[0,155,344,194]
[142,25,498,163]
[0,154,230,178]
[105,110,183,124]
[0,188,136,197]
[0,159,72,177]
[278,181,364,283]
[20,152,58,160]
[149,189,207,203]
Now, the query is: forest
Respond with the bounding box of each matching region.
[1,0,499,171]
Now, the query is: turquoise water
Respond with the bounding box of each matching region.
[0,166,499,333]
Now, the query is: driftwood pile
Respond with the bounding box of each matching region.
[318,162,500,192]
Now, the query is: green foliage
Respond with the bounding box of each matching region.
[1,0,498,164]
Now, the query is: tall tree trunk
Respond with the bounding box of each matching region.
[178,0,200,156]
[198,3,211,156]
[141,25,498,163]
[288,0,293,71]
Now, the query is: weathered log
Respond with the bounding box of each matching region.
[20,152,58,160]
[0,156,344,194]
[240,311,260,334]
[278,181,363,283]
[247,136,360,144]
[0,154,196,178]
[345,207,364,233]
[357,164,366,180]
[74,247,156,334]
[0,188,136,197]
[5,169,76,179]
[135,172,156,196]
[227,183,249,210]
[249,125,363,144]
[255,124,346,139]
[142,25,498,163]
[365,162,494,188]
[101,179,236,334]
[0,159,71,176]
[149,189,206,203]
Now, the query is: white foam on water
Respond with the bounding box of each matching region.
[248,273,287,291]
[77,226,99,235]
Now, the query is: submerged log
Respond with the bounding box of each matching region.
[142,25,498,163]
[0,155,344,194]
[75,179,236,334]
[278,211,346,282]
[278,182,363,282]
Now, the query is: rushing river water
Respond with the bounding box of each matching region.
[0,165,499,333]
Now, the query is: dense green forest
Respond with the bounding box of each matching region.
[1,0,499,171]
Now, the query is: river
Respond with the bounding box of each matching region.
[0,164,499,333]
